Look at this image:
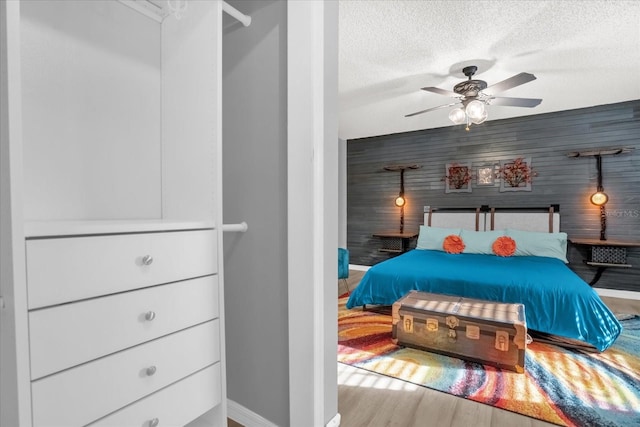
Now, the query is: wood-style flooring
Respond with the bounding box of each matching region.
[230,269,640,427]
[337,269,640,427]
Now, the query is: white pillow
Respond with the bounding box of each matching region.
[505,229,568,263]
[459,229,508,255]
[416,226,462,250]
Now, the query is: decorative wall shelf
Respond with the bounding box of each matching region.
[566,147,634,158]
[373,232,418,254]
[569,238,640,286]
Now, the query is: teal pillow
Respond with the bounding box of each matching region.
[505,229,568,263]
[416,226,462,251]
[460,229,507,255]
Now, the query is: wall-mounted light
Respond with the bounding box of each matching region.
[567,147,634,241]
[590,154,609,240]
[384,164,420,233]
[590,154,609,207]
[590,191,608,206]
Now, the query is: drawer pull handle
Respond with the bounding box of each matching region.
[145,311,156,321]
[149,418,160,427]
[142,255,154,265]
[146,366,157,376]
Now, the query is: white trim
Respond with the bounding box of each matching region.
[117,0,165,22]
[349,264,371,272]
[288,1,338,425]
[595,288,640,300]
[326,412,341,427]
[227,399,278,427]
[1,1,32,424]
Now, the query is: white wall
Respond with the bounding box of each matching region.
[19,1,162,221]
[339,138,347,248]
[288,1,339,425]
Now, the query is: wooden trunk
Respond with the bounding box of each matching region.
[392,291,527,373]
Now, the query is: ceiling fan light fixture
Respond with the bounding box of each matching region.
[449,108,466,124]
[471,109,488,124]
[465,100,486,120]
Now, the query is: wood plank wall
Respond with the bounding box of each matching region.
[347,100,640,291]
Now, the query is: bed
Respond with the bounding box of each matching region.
[346,206,622,352]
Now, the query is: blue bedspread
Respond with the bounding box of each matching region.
[346,249,622,351]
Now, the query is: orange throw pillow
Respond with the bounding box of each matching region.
[493,236,516,257]
[443,235,465,254]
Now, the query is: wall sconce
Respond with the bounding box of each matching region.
[568,147,634,242]
[384,164,420,233]
[590,191,608,206]
[590,155,608,207]
[590,154,608,240]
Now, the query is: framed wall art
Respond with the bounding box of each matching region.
[476,164,497,186]
[498,157,536,192]
[444,162,472,193]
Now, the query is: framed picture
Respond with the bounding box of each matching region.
[476,165,496,186]
[498,157,535,192]
[444,162,472,193]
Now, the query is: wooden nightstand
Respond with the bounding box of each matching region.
[569,238,640,285]
[373,232,418,254]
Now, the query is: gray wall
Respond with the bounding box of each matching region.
[222,1,289,425]
[347,100,640,292]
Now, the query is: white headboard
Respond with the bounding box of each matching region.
[424,206,560,233]
[424,207,483,231]
[490,209,560,233]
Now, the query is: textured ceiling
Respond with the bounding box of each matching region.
[339,0,640,140]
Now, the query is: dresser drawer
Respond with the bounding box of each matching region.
[29,275,219,380]
[31,320,220,427]
[88,363,221,427]
[26,229,217,309]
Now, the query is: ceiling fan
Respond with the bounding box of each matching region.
[406,65,542,130]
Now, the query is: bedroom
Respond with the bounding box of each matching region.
[1,1,638,427]
[337,1,639,426]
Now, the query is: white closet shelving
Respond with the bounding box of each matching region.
[1,1,228,425]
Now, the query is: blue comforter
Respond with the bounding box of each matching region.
[346,249,622,351]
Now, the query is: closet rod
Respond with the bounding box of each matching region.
[223,1,251,27]
[222,222,248,233]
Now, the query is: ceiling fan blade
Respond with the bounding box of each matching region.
[488,96,542,108]
[405,102,459,118]
[486,72,536,93]
[421,86,460,97]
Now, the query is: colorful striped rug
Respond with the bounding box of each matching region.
[338,295,640,427]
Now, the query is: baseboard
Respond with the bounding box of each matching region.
[227,399,278,427]
[348,264,370,271]
[595,288,640,300]
[326,412,341,427]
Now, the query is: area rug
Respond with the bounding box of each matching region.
[338,295,640,427]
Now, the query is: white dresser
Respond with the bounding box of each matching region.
[24,225,222,426]
[1,1,226,426]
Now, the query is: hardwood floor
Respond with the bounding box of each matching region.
[229,269,639,426]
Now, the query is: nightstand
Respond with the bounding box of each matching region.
[569,238,640,285]
[373,232,418,254]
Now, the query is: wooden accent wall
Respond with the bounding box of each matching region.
[347,100,640,291]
